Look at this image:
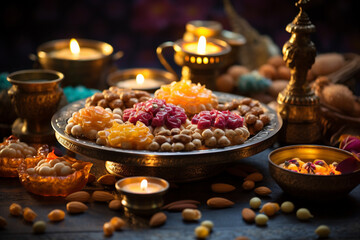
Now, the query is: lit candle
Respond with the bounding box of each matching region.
[116,74,163,90]
[49,38,102,60]
[121,179,163,194]
[115,176,169,215]
[183,35,222,55]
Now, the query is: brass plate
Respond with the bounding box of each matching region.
[52,92,282,181]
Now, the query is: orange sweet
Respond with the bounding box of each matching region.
[69,106,114,132]
[102,121,153,150]
[154,79,218,115]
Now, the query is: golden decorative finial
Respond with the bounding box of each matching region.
[277,0,321,143]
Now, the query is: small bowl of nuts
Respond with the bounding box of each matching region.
[269,145,360,200]
[18,150,92,197]
[0,136,38,177]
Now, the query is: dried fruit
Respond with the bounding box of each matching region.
[110,217,125,230]
[207,197,234,209]
[103,222,115,236]
[167,203,198,212]
[296,208,313,221]
[254,186,272,196]
[23,207,37,222]
[192,110,244,130]
[280,201,295,213]
[315,225,330,238]
[66,201,88,214]
[242,208,256,223]
[242,180,255,190]
[194,225,210,239]
[92,191,114,202]
[249,197,261,209]
[211,183,236,193]
[108,200,122,210]
[97,174,117,185]
[0,216,7,229]
[244,172,263,182]
[149,212,167,227]
[65,191,91,203]
[200,220,214,231]
[9,203,22,216]
[48,209,65,222]
[182,208,202,221]
[162,200,200,210]
[259,202,280,217]
[33,220,46,234]
[87,173,96,184]
[255,214,268,226]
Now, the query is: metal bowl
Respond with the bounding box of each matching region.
[52,92,282,182]
[269,145,360,200]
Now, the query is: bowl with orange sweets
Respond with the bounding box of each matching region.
[0,136,38,177]
[18,148,92,196]
[269,145,360,200]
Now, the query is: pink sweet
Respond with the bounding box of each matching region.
[123,98,187,129]
[191,110,244,129]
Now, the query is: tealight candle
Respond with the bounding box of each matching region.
[183,36,222,55]
[115,176,169,215]
[48,38,103,60]
[116,73,164,90]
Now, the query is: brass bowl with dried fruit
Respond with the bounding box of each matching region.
[18,151,92,196]
[269,145,360,200]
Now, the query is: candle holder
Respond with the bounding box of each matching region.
[157,38,231,90]
[107,68,177,92]
[184,20,246,66]
[31,39,123,89]
[115,176,169,216]
[277,0,321,143]
[7,69,63,143]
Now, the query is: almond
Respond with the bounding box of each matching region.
[48,209,65,222]
[97,174,117,185]
[207,197,234,209]
[242,208,256,223]
[66,201,88,214]
[149,212,167,227]
[254,186,272,196]
[87,173,96,184]
[108,199,122,210]
[211,183,236,193]
[162,200,200,210]
[242,180,255,190]
[92,191,114,202]
[65,191,90,202]
[244,172,263,182]
[167,203,198,212]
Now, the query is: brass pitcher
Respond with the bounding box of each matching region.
[7,69,63,143]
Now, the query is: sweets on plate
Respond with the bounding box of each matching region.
[18,150,92,196]
[85,87,151,110]
[65,106,122,140]
[154,79,218,115]
[0,136,37,177]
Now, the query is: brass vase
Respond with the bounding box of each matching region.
[7,69,64,143]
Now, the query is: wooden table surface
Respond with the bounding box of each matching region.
[1,146,360,240]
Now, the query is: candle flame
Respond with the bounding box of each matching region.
[136,74,145,85]
[140,179,148,191]
[197,36,206,54]
[70,38,80,55]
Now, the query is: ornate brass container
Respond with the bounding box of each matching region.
[277,0,321,143]
[33,39,122,89]
[269,145,360,200]
[157,38,231,90]
[7,69,63,143]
